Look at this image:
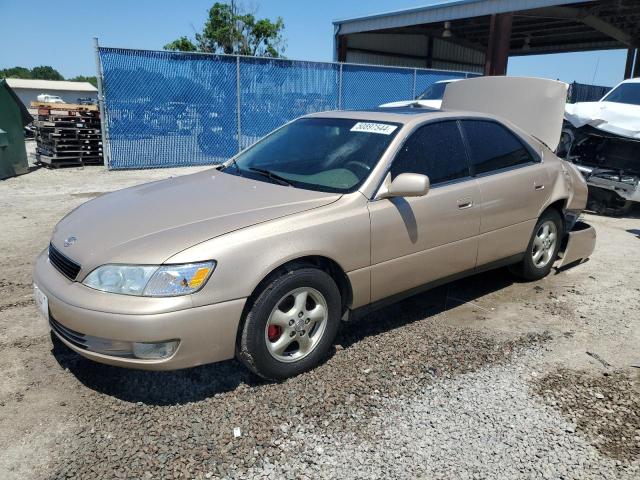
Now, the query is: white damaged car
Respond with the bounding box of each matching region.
[559,78,640,214]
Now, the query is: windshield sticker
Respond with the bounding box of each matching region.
[350,122,398,135]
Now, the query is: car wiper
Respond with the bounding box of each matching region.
[221,158,240,172]
[247,167,293,187]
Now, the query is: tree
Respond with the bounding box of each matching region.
[164,36,198,52]
[0,65,64,81]
[0,66,96,86]
[30,65,64,81]
[164,2,285,57]
[0,66,32,79]
[70,75,98,88]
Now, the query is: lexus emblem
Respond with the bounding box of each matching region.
[63,236,77,247]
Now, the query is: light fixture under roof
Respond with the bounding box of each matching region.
[442,21,452,38]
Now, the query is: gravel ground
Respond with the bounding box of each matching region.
[278,354,639,480]
[0,165,639,479]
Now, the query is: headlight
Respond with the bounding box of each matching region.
[83,261,215,296]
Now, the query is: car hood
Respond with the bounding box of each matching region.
[564,101,640,139]
[51,170,340,271]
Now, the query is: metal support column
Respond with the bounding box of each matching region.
[337,35,348,63]
[93,37,110,168]
[624,48,635,79]
[632,50,640,78]
[426,36,434,69]
[484,13,513,76]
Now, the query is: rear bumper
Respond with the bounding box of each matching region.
[558,221,596,268]
[34,250,247,370]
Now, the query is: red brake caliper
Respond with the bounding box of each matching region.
[267,325,282,342]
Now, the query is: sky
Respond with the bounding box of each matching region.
[0,0,628,87]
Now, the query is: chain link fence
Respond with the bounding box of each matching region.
[97,47,476,170]
[567,81,612,104]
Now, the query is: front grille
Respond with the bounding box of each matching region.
[48,243,81,280]
[50,316,88,350]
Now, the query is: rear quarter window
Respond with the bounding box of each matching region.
[461,120,535,175]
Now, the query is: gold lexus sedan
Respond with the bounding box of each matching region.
[33,77,596,379]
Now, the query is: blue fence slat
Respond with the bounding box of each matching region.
[239,57,340,149]
[340,64,414,110]
[98,47,476,170]
[100,49,238,169]
[567,81,611,104]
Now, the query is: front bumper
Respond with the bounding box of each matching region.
[34,250,246,370]
[558,221,596,268]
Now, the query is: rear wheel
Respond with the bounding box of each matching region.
[238,267,341,380]
[510,209,563,281]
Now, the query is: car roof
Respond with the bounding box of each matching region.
[304,107,451,124]
[303,107,544,150]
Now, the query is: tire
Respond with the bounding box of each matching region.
[510,209,564,281]
[237,267,341,380]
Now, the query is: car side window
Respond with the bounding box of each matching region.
[390,121,470,185]
[460,120,535,175]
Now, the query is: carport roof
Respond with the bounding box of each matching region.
[334,0,590,33]
[5,78,97,92]
[334,0,640,55]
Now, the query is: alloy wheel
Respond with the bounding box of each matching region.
[532,220,558,268]
[264,287,328,363]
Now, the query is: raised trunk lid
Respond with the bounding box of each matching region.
[442,76,568,150]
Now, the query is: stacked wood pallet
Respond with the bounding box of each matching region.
[32,102,103,167]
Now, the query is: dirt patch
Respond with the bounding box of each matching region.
[534,369,640,461]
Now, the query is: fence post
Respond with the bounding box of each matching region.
[236,56,242,152]
[569,81,575,103]
[338,63,343,110]
[93,37,110,168]
[412,69,417,98]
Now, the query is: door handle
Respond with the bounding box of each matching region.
[457,197,473,209]
[534,183,545,191]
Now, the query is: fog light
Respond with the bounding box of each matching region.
[132,340,179,359]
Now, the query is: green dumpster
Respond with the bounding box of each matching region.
[0,79,32,180]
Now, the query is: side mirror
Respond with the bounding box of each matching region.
[378,173,430,199]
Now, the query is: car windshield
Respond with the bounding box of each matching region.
[601,83,640,106]
[416,82,448,100]
[227,117,400,193]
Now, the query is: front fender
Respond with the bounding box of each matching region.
[167,193,372,308]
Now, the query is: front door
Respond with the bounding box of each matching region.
[368,120,481,302]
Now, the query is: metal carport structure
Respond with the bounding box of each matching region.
[333,0,640,77]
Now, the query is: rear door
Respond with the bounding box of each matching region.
[459,119,550,266]
[368,120,481,302]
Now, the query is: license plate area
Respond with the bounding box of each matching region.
[33,284,49,321]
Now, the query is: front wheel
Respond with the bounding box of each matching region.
[510,209,564,281]
[237,267,341,380]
